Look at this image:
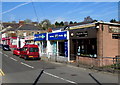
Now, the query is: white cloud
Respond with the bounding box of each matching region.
[2,2,31,15]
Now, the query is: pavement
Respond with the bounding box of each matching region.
[0,49,119,85]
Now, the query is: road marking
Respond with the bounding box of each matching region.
[44,71,77,84]
[0,52,2,54]
[20,62,34,69]
[4,54,8,57]
[10,57,18,61]
[0,69,5,76]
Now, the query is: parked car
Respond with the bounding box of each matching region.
[2,45,11,51]
[13,48,21,56]
[20,44,40,60]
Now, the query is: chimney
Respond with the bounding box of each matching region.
[32,22,38,26]
[48,28,52,32]
[19,21,25,26]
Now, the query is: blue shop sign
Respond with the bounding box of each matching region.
[34,33,46,41]
[48,31,67,40]
[64,41,68,57]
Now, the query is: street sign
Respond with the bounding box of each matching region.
[34,33,46,41]
[48,31,67,40]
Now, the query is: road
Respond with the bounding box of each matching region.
[0,49,119,85]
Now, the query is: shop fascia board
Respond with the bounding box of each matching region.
[69,24,95,30]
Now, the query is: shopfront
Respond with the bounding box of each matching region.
[10,37,17,48]
[69,27,97,60]
[2,38,6,45]
[47,31,69,61]
[25,36,34,44]
[2,37,17,48]
[2,33,7,45]
[34,33,47,56]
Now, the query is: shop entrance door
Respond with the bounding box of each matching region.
[58,41,65,56]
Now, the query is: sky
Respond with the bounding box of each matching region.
[2,2,119,24]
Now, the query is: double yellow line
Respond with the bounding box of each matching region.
[0,69,5,76]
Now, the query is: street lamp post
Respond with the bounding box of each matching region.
[18,36,21,48]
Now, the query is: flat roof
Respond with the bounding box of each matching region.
[95,21,120,26]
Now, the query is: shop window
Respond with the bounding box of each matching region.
[23,32,26,36]
[31,32,34,35]
[81,45,84,49]
[112,34,120,39]
[92,45,95,50]
[12,39,17,45]
[43,41,47,53]
[76,39,97,57]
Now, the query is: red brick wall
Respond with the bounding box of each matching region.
[97,23,119,66]
[102,25,119,57]
[76,23,119,67]
[76,56,99,66]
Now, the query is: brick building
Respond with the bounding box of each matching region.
[69,22,120,66]
[96,22,120,66]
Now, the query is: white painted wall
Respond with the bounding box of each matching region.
[67,31,70,61]
[17,38,25,48]
[2,33,6,38]
[47,40,53,58]
[46,32,52,58]
[20,39,25,48]
[17,37,19,48]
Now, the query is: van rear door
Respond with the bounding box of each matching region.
[28,47,39,57]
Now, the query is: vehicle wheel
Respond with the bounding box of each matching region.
[24,56,28,60]
[19,55,22,58]
[37,57,41,60]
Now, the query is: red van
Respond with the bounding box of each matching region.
[20,44,40,60]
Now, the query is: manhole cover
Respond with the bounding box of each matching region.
[60,72,66,75]
[71,74,77,76]
[44,67,56,69]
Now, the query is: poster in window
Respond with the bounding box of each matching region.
[12,39,17,45]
